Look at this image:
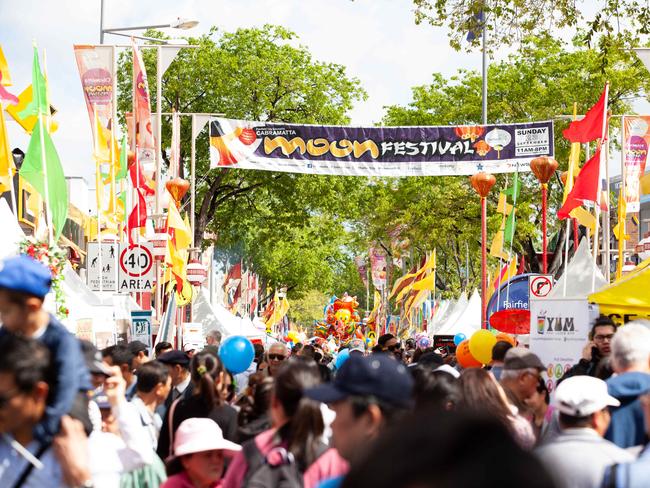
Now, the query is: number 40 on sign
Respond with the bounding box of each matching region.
[118,243,155,292]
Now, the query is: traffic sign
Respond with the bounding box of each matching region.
[86,242,118,291]
[529,274,553,298]
[131,310,152,349]
[118,243,154,292]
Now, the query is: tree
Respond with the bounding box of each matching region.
[411,0,650,57]
[376,35,650,292]
[117,25,368,297]
[290,289,331,330]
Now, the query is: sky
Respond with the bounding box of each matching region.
[0,0,646,189]
[0,0,487,184]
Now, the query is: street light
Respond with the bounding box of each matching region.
[100,0,199,44]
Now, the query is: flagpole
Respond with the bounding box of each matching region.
[481,13,488,125]
[38,47,54,245]
[604,127,611,281]
[562,104,580,297]
[617,116,627,280]
[592,82,609,292]
[93,107,104,295]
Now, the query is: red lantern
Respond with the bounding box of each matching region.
[455,125,485,142]
[530,157,559,185]
[470,172,496,198]
[165,178,190,207]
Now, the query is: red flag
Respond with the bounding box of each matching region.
[129,158,155,195]
[558,147,601,219]
[563,87,608,143]
[127,189,147,245]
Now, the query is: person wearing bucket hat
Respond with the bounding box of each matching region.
[535,376,634,488]
[0,254,91,444]
[162,417,241,488]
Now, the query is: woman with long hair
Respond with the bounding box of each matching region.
[459,368,536,450]
[222,357,348,488]
[157,351,238,460]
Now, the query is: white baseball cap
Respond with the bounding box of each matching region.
[435,364,461,379]
[171,418,241,459]
[553,376,620,417]
[183,342,200,353]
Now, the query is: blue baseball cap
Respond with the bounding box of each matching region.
[0,255,52,298]
[305,353,414,408]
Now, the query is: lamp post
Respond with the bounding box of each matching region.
[470,172,496,329]
[530,157,559,274]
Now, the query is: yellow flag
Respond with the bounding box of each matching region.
[490,229,509,260]
[496,192,513,214]
[5,85,57,134]
[563,104,581,203]
[640,173,650,196]
[0,46,11,86]
[570,206,596,234]
[167,203,191,251]
[613,189,630,242]
[0,107,14,193]
[412,272,435,291]
[93,109,111,162]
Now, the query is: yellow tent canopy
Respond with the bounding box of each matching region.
[588,258,650,325]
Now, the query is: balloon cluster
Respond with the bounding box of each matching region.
[455,330,517,369]
[315,293,363,345]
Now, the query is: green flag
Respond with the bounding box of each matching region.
[18,47,48,119]
[19,46,68,241]
[503,171,520,204]
[504,208,516,245]
[117,135,128,180]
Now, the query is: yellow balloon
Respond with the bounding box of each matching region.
[335,309,351,323]
[468,329,497,365]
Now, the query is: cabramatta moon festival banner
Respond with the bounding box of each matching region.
[209,118,554,176]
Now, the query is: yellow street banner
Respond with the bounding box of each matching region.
[589,263,650,325]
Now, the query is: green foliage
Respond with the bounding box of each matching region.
[290,289,331,328]
[116,25,368,298]
[411,0,650,57]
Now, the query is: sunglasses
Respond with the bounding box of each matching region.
[269,354,286,361]
[387,343,401,351]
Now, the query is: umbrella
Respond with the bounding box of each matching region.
[489,309,530,335]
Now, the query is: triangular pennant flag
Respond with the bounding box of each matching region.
[558,147,601,219]
[570,206,596,234]
[563,87,608,143]
[18,47,48,119]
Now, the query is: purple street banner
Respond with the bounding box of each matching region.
[209,117,554,176]
[622,116,650,213]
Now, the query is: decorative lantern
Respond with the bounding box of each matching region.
[187,258,208,286]
[530,156,559,185]
[484,129,512,158]
[470,172,496,329]
[470,172,497,198]
[530,157,559,274]
[165,178,190,207]
[151,228,168,262]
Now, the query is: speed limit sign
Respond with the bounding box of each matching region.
[118,243,154,292]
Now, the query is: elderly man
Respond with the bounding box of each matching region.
[605,321,650,448]
[499,348,545,419]
[535,376,634,488]
[266,342,289,377]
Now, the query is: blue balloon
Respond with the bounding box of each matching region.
[453,333,466,346]
[335,349,350,369]
[219,335,255,374]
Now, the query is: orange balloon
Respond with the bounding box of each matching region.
[456,340,482,369]
[495,332,517,347]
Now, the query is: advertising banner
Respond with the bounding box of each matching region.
[354,255,368,288]
[529,298,591,392]
[209,118,554,176]
[369,247,387,290]
[622,116,650,213]
[73,45,114,138]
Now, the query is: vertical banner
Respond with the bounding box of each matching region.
[622,116,650,213]
[131,40,156,167]
[73,45,114,136]
[369,247,387,290]
[354,255,368,287]
[131,310,153,349]
[529,298,591,393]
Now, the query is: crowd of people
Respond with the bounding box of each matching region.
[0,254,650,487]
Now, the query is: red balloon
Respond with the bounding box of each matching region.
[456,340,482,369]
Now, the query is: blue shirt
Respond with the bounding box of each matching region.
[0,435,64,487]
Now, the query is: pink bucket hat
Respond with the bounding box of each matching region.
[172,418,241,459]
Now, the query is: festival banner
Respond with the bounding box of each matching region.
[369,247,387,290]
[209,118,554,176]
[622,116,650,213]
[354,255,368,288]
[131,40,156,166]
[73,45,114,138]
[529,298,591,392]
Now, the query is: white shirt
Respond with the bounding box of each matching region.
[130,395,162,451]
[89,400,154,487]
[175,374,191,396]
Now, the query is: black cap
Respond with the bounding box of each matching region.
[157,350,190,367]
[305,354,414,408]
[127,340,149,355]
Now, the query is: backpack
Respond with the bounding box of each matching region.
[241,438,328,488]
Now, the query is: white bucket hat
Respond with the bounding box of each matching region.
[172,418,241,458]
